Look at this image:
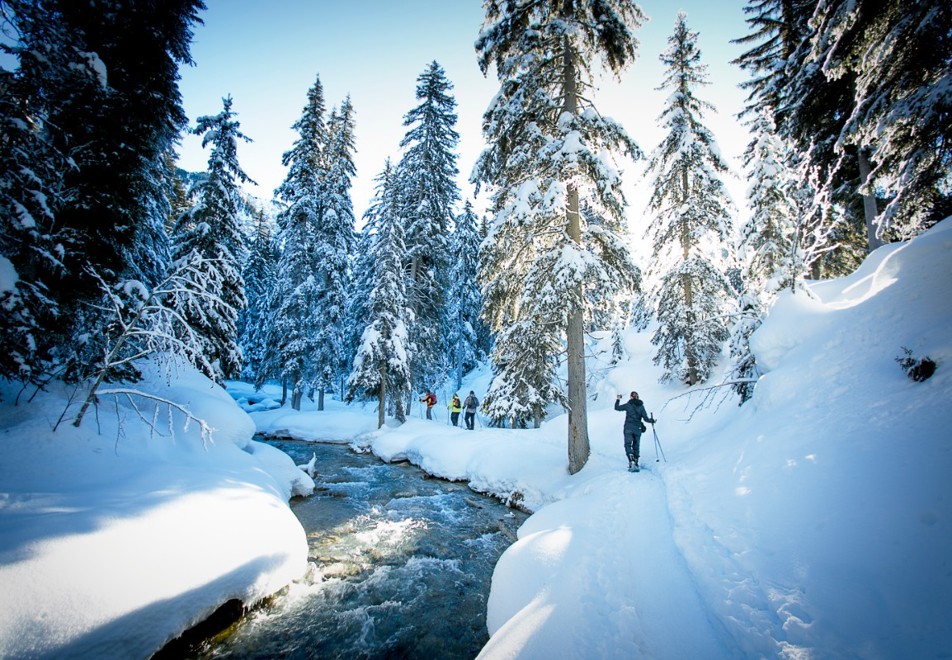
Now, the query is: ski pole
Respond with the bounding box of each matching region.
[651,414,666,463]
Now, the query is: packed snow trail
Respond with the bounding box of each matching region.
[477,466,738,659]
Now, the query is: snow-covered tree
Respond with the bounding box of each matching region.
[733,0,871,268]
[446,200,485,390]
[170,95,251,384]
[0,0,203,384]
[238,207,278,386]
[347,163,413,429]
[644,13,735,387]
[474,0,644,472]
[269,75,328,409]
[804,0,952,240]
[312,96,357,409]
[394,61,461,391]
[481,320,563,429]
[730,108,801,402]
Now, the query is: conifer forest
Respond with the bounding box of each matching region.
[1,0,949,476]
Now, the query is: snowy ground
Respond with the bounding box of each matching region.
[1,219,950,658]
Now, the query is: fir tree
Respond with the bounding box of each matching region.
[238,207,278,386]
[347,162,413,429]
[312,96,357,409]
[395,61,461,391]
[733,0,870,267]
[474,0,644,472]
[269,75,328,409]
[0,0,204,384]
[730,108,800,402]
[170,95,251,384]
[446,200,485,390]
[644,13,734,387]
[806,0,952,239]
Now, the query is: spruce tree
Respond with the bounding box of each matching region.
[0,0,204,384]
[474,0,644,472]
[269,75,328,409]
[312,97,357,409]
[644,13,734,387]
[170,95,251,384]
[806,0,952,239]
[446,200,485,390]
[238,207,279,386]
[730,108,800,402]
[347,162,413,428]
[394,61,461,392]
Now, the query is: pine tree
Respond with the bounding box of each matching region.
[474,0,644,472]
[730,108,800,402]
[238,207,278,386]
[312,96,357,409]
[806,0,952,239]
[0,0,204,384]
[347,162,413,429]
[644,13,734,387]
[269,75,328,410]
[170,95,251,384]
[394,61,461,391]
[446,200,485,390]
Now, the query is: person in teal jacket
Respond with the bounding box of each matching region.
[614,391,655,471]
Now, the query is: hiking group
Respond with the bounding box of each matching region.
[419,389,479,430]
[423,386,656,471]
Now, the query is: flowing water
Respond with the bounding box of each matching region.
[197,439,527,659]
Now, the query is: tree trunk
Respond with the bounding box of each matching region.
[563,34,590,475]
[281,377,288,406]
[680,165,699,386]
[857,149,883,252]
[377,363,386,429]
[317,387,325,411]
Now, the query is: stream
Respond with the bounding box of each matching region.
[195,439,528,659]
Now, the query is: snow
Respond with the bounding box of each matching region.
[0,255,18,294]
[1,219,950,658]
[0,363,312,658]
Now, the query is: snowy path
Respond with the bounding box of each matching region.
[478,464,738,659]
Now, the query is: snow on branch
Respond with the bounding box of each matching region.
[97,387,215,448]
[70,257,232,435]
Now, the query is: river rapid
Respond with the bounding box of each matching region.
[194,439,527,659]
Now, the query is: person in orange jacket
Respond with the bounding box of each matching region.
[419,390,437,420]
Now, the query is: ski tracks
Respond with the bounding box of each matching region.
[662,470,803,658]
[584,469,738,659]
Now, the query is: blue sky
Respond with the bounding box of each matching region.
[177,0,754,225]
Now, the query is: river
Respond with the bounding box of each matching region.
[191,439,527,659]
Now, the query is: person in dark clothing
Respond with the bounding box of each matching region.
[463,391,479,430]
[614,391,655,471]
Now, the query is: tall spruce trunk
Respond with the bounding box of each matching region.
[377,362,386,429]
[857,149,883,252]
[680,165,699,385]
[563,34,590,475]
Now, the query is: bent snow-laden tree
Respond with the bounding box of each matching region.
[474,0,645,473]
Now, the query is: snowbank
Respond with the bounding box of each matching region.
[0,363,313,658]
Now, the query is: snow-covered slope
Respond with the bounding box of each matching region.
[0,364,313,658]
[340,218,952,658]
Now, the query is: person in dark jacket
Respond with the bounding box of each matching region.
[463,391,479,430]
[614,391,655,471]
